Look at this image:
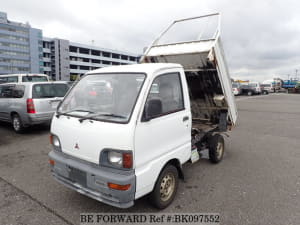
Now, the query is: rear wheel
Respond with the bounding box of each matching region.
[247,91,252,96]
[208,134,225,164]
[149,165,178,209]
[12,114,25,133]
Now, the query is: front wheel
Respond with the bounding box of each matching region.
[12,114,25,133]
[149,165,178,209]
[208,134,225,164]
[247,91,252,96]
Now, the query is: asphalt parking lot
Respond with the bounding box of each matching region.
[0,93,299,225]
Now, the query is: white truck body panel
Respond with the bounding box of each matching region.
[134,67,191,198]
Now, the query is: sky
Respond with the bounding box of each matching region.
[1,0,300,81]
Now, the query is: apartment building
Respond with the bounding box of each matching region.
[43,38,138,81]
[0,12,43,75]
[0,12,139,81]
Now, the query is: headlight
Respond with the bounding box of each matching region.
[100,149,133,170]
[50,134,61,151]
[108,151,122,167]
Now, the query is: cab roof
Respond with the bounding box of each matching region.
[86,63,182,78]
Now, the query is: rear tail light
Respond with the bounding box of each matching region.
[27,98,36,113]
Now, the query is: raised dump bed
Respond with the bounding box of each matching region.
[140,13,237,132]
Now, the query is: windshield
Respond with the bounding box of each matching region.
[57,73,146,123]
[232,83,239,88]
[32,83,69,98]
[22,76,48,82]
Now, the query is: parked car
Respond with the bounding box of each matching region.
[260,83,273,93]
[232,83,242,95]
[260,84,269,95]
[0,81,69,133]
[0,74,50,84]
[49,14,237,209]
[241,82,262,96]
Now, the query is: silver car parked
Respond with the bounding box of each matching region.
[0,82,70,133]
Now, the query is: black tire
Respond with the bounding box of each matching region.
[149,165,178,209]
[208,134,225,164]
[12,114,25,133]
[247,91,252,96]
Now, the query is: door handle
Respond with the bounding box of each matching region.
[183,116,189,122]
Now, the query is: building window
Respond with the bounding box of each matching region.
[69,46,77,52]
[79,48,89,54]
[102,60,110,65]
[121,55,128,60]
[102,52,110,57]
[129,56,136,61]
[91,50,100,56]
[112,53,120,59]
[79,66,89,70]
[92,59,100,64]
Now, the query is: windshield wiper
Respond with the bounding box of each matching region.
[56,109,95,118]
[78,113,126,123]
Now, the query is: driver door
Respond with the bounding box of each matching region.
[134,70,191,198]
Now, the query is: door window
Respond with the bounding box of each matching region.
[144,72,184,119]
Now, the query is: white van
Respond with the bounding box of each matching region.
[0,74,49,83]
[48,14,237,209]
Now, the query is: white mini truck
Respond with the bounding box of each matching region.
[49,14,237,209]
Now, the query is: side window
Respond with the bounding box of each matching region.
[7,76,18,83]
[0,77,8,83]
[0,85,14,98]
[144,72,184,120]
[12,85,25,98]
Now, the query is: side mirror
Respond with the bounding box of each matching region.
[143,99,162,122]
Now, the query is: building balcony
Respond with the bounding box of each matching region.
[43,57,51,62]
[43,67,51,72]
[70,69,91,74]
[43,48,51,53]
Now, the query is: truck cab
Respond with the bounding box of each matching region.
[49,13,237,209]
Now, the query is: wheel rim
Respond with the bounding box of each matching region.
[13,117,20,131]
[160,173,175,202]
[216,142,224,159]
[248,92,251,96]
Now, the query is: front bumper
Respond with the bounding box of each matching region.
[49,150,135,208]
